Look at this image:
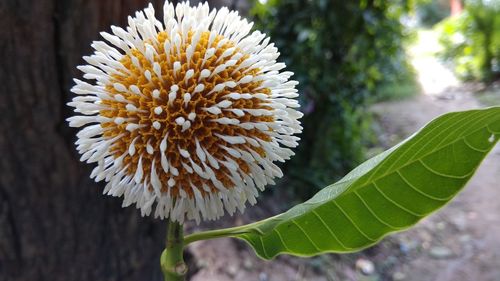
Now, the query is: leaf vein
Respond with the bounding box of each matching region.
[311,209,351,250]
[273,229,291,252]
[462,136,489,153]
[259,236,269,259]
[291,220,322,252]
[354,191,402,230]
[486,124,500,134]
[373,182,424,217]
[419,159,473,179]
[332,201,377,241]
[396,170,451,201]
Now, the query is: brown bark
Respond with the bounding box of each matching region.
[0,0,240,280]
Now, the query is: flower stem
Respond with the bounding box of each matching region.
[161,220,187,281]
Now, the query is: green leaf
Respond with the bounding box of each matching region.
[234,107,500,259]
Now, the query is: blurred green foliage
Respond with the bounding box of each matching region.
[416,0,450,27]
[437,0,500,81]
[251,0,418,199]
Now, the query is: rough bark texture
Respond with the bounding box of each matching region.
[0,0,245,280]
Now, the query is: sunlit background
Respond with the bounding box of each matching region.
[1,0,499,280]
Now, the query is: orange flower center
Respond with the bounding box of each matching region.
[99,30,273,198]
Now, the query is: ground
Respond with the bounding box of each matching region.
[185,30,500,281]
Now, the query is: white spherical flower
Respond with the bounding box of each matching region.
[67,1,303,223]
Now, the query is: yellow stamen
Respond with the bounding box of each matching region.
[100,30,273,198]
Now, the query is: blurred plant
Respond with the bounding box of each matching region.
[437,0,500,81]
[251,0,418,198]
[416,0,450,27]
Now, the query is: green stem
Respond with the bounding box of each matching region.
[184,225,248,245]
[161,220,187,281]
[183,217,276,245]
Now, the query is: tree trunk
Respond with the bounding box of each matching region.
[0,0,239,280]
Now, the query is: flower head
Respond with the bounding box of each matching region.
[67,1,302,223]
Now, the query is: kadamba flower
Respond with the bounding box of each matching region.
[67,1,302,223]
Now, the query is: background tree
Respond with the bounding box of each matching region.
[437,0,500,81]
[0,1,228,280]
